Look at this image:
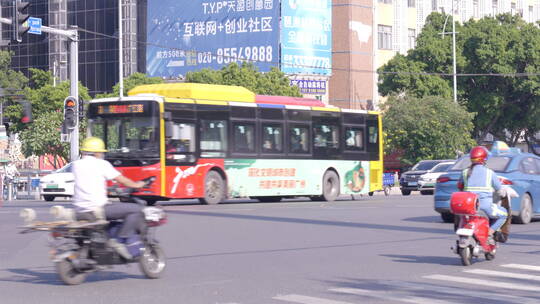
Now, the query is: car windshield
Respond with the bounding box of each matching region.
[412,161,441,171]
[55,163,72,173]
[431,163,453,173]
[450,156,512,172]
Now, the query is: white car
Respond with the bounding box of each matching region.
[39,163,74,201]
[418,161,455,195]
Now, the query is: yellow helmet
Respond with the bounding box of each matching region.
[81,137,107,152]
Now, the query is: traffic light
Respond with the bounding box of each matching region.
[20,101,31,123]
[12,0,30,43]
[63,96,77,130]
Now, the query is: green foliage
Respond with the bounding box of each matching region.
[382,95,476,166]
[185,62,301,97]
[96,72,163,98]
[19,111,69,160]
[0,50,27,93]
[378,12,540,142]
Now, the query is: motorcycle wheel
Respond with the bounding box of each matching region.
[485,252,496,260]
[459,247,472,266]
[56,260,87,285]
[139,244,166,279]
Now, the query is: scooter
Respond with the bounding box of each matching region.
[19,177,167,285]
[450,188,514,266]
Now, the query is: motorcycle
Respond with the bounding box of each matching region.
[19,177,167,285]
[449,187,515,266]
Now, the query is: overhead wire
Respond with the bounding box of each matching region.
[76,27,540,78]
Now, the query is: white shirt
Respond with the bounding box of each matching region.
[73,155,121,211]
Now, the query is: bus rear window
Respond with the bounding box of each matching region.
[451,156,511,172]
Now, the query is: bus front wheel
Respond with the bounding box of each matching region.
[199,170,225,205]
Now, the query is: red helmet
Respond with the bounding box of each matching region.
[470,146,488,164]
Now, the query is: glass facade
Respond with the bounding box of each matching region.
[1,0,142,96]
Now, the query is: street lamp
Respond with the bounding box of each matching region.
[441,0,458,103]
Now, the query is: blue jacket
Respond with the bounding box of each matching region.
[459,164,502,200]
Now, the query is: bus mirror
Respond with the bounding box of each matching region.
[163,111,172,121]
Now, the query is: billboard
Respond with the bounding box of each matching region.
[280,0,332,75]
[147,0,280,78]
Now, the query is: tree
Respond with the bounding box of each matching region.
[185,62,301,96]
[381,95,475,166]
[96,72,163,98]
[378,13,540,143]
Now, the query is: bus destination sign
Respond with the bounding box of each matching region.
[97,104,145,115]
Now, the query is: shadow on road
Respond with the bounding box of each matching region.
[0,267,142,285]
[402,216,445,223]
[380,254,458,266]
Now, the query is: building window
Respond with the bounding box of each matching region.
[378,0,392,3]
[407,0,415,8]
[492,0,498,16]
[529,6,534,22]
[473,0,479,18]
[432,0,437,11]
[408,29,416,49]
[378,25,392,50]
[511,3,516,15]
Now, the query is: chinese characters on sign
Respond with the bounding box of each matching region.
[147,0,279,78]
[248,167,306,189]
[290,79,327,95]
[280,0,332,75]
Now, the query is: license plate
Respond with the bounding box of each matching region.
[46,184,58,189]
[456,228,474,236]
[408,181,417,186]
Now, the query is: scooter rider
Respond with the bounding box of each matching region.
[73,137,145,259]
[457,146,508,237]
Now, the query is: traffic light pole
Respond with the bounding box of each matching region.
[0,17,80,161]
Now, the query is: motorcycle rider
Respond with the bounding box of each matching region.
[457,146,508,238]
[73,137,145,259]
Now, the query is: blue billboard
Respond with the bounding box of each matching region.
[280,0,332,75]
[147,0,280,78]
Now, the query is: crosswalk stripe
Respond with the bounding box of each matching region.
[272,294,354,304]
[329,287,459,304]
[424,274,538,291]
[501,263,540,272]
[464,269,540,281]
[384,280,537,304]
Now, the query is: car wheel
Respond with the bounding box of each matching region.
[513,193,533,224]
[401,189,411,196]
[43,195,55,202]
[440,212,454,223]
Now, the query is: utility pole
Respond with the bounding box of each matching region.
[452,0,457,103]
[118,0,124,99]
[0,16,80,161]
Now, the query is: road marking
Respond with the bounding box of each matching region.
[424,274,539,291]
[464,268,540,281]
[329,287,459,304]
[273,294,354,304]
[385,280,537,304]
[501,263,540,272]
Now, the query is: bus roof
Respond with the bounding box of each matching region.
[128,83,255,103]
[255,95,325,107]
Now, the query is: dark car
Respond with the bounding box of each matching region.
[434,145,540,224]
[400,160,454,195]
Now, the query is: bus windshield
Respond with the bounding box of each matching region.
[87,101,160,158]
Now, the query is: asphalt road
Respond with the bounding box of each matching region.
[1,192,540,304]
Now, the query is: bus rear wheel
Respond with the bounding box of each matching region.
[312,170,340,202]
[199,170,225,205]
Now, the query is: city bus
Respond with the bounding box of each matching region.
[86,83,383,205]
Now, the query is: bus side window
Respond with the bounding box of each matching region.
[261,124,283,154]
[345,127,364,151]
[165,122,196,162]
[233,123,256,153]
[313,123,339,149]
[289,125,309,154]
[200,120,227,157]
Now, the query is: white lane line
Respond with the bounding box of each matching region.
[386,280,537,304]
[464,269,540,281]
[272,294,354,304]
[501,264,540,272]
[329,287,459,304]
[424,274,539,291]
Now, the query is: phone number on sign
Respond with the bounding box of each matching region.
[197,46,274,65]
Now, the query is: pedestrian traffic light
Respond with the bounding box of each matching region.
[12,0,30,43]
[63,96,77,130]
[20,101,31,123]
